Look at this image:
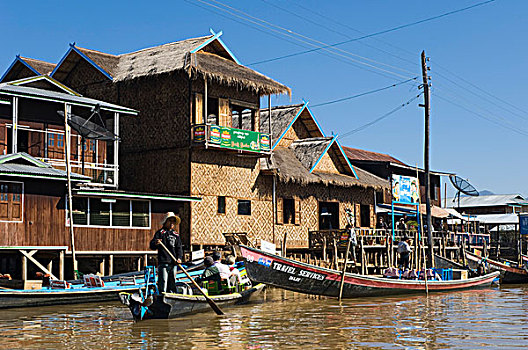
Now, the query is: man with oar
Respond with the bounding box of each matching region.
[157,242,224,316]
[150,212,183,294]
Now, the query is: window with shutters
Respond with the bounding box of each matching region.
[68,197,150,228]
[0,181,23,222]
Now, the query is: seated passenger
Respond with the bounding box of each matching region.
[212,251,231,280]
[196,256,221,285]
[226,255,243,284]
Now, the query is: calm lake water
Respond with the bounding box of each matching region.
[0,286,527,349]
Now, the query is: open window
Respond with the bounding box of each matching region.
[0,181,23,222]
[360,204,371,228]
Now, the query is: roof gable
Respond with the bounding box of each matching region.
[51,44,116,82]
[0,152,50,168]
[7,75,80,96]
[290,137,357,178]
[1,56,56,83]
[0,152,90,181]
[260,103,325,149]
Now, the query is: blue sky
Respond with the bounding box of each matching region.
[1,0,525,199]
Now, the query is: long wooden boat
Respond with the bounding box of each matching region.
[0,280,147,309]
[464,250,528,284]
[120,283,265,320]
[240,245,499,298]
[434,254,467,270]
[0,261,209,309]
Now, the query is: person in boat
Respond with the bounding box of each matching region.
[196,256,222,285]
[149,212,183,293]
[397,236,412,270]
[226,255,243,284]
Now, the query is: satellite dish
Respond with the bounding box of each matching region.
[57,105,118,175]
[449,175,479,209]
[449,175,479,196]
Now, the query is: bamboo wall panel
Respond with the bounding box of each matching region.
[277,110,313,148]
[313,152,339,174]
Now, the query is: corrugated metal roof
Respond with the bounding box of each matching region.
[0,84,138,114]
[0,153,90,181]
[474,214,519,224]
[446,194,528,208]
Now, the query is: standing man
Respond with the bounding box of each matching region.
[397,236,412,270]
[150,212,183,293]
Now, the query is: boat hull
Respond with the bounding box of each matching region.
[464,251,528,284]
[241,246,499,298]
[124,283,265,320]
[0,285,144,309]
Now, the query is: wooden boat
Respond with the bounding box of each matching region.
[434,254,467,270]
[0,260,209,309]
[120,283,265,320]
[464,250,528,284]
[240,245,499,298]
[0,278,147,309]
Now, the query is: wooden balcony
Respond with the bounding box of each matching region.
[191,124,271,156]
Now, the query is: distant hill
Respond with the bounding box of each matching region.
[479,190,495,196]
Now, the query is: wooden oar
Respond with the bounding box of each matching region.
[158,242,224,315]
[338,232,352,301]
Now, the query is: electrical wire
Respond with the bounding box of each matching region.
[432,92,528,138]
[338,92,424,139]
[191,0,416,79]
[310,77,418,108]
[249,0,496,66]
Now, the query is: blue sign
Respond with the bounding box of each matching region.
[392,175,420,204]
[520,215,528,235]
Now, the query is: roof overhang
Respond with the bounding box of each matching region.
[0,84,138,115]
[74,190,201,202]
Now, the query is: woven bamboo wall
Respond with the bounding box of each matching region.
[277,110,312,148]
[189,149,272,245]
[313,152,339,173]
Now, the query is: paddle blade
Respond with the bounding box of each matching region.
[206,296,225,315]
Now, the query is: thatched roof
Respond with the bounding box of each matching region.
[290,137,333,170]
[51,34,290,95]
[1,56,56,83]
[20,57,56,75]
[264,147,388,189]
[189,52,289,95]
[259,104,305,141]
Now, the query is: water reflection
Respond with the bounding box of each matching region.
[0,286,527,349]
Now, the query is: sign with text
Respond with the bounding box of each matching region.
[392,175,420,204]
[520,214,528,235]
[260,239,276,255]
[191,249,205,261]
[192,124,270,153]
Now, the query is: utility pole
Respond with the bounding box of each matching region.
[420,50,433,267]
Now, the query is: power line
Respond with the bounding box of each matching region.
[338,92,423,139]
[191,0,416,79]
[249,0,496,66]
[433,92,528,138]
[311,77,417,108]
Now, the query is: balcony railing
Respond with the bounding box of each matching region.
[192,124,271,155]
[46,159,118,187]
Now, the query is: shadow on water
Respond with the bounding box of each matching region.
[0,286,527,349]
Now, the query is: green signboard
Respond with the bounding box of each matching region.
[193,124,270,153]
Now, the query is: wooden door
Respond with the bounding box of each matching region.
[194,93,203,124]
[218,98,231,127]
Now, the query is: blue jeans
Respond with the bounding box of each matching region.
[158,263,178,293]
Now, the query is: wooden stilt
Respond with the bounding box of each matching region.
[99,258,105,276]
[108,255,114,276]
[21,254,27,281]
[59,251,64,280]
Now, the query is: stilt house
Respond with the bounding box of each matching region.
[2,31,387,252]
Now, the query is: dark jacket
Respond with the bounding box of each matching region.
[149,228,183,265]
[196,265,221,284]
